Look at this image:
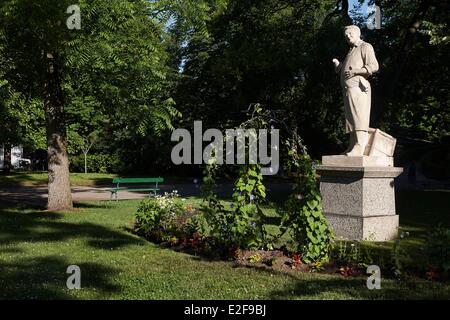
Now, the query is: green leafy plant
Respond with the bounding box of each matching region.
[134,191,189,242]
[279,134,333,264]
[70,153,123,173]
[391,230,411,280]
[184,213,209,237]
[200,105,269,250]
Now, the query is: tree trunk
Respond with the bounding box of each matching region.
[3,143,12,174]
[84,152,87,174]
[44,53,73,211]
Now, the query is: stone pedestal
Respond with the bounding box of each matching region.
[317,157,403,241]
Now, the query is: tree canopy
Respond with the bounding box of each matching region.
[1,0,448,206]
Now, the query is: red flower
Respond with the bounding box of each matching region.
[339,265,354,277]
[292,253,302,267]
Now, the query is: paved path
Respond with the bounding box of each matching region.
[0,183,294,208]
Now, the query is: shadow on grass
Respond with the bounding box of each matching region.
[267,275,450,300]
[227,259,450,299]
[0,206,146,299]
[0,256,121,299]
[74,202,117,209]
[0,208,145,249]
[0,191,47,210]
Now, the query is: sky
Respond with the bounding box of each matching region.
[349,0,370,14]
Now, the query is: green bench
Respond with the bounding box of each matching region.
[109,177,164,200]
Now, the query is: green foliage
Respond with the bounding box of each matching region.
[69,153,124,174]
[173,0,450,156]
[0,0,195,175]
[173,0,343,156]
[199,105,333,258]
[0,80,45,150]
[1,0,449,175]
[280,136,333,264]
[391,230,411,280]
[395,97,450,143]
[200,106,270,250]
[202,163,267,250]
[332,240,376,269]
[200,161,227,239]
[134,192,190,242]
[423,225,450,273]
[230,164,267,249]
[201,162,258,249]
[183,212,209,237]
[420,21,449,46]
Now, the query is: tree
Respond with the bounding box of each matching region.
[173,0,341,156]
[350,0,449,142]
[172,0,449,160]
[0,0,181,209]
[0,78,45,174]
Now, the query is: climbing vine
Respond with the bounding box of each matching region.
[279,133,334,264]
[201,105,269,249]
[201,104,333,263]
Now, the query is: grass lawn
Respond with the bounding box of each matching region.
[0,172,118,187]
[0,172,204,187]
[0,190,449,300]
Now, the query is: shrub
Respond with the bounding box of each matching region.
[70,153,124,173]
[184,213,209,237]
[134,191,192,242]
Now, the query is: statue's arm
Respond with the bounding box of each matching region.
[361,43,379,76]
[332,58,342,74]
[345,44,379,79]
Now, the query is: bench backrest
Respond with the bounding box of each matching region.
[112,177,164,184]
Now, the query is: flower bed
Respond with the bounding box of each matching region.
[133,192,450,281]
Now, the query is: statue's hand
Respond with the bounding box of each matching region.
[344,70,355,79]
[332,58,340,67]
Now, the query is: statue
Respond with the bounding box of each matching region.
[318,26,402,242]
[332,25,379,156]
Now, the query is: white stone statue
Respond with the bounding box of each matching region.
[332,25,379,156]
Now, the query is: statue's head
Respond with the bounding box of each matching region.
[344,25,361,46]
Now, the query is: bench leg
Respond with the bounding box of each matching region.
[110,192,118,202]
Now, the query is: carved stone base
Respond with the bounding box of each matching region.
[317,164,403,241]
[322,155,393,167]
